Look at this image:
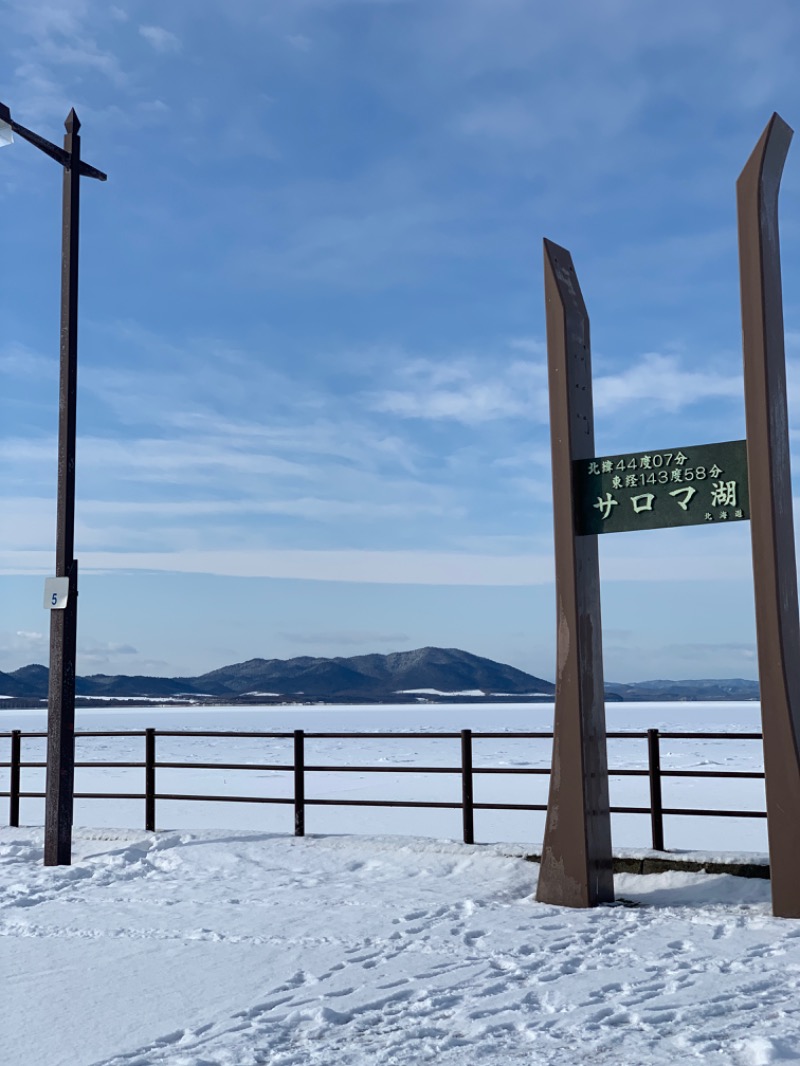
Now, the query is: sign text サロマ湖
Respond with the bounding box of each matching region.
[575,439,749,535]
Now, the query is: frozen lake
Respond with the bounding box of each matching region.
[0,701,767,854]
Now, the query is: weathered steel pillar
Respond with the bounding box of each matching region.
[737,113,800,918]
[536,239,614,907]
[1,103,105,866]
[44,112,82,867]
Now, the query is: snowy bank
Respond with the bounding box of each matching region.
[1,827,799,1065]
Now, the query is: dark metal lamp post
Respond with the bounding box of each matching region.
[0,103,106,866]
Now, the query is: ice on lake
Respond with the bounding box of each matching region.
[0,700,768,855]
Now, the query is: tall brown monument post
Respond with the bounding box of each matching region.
[536,114,800,917]
[737,113,800,919]
[536,240,615,908]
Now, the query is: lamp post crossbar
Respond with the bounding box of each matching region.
[0,105,106,181]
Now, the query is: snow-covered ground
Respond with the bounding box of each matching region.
[2,827,798,1066]
[2,701,793,1065]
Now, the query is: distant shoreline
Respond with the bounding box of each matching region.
[0,692,760,711]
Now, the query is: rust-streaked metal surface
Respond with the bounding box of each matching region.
[536,239,614,907]
[44,112,83,867]
[738,113,800,918]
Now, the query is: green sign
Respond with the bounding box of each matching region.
[575,439,749,535]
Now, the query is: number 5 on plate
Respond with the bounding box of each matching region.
[43,577,70,610]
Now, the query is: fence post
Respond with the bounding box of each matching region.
[461,729,474,845]
[145,728,156,832]
[9,730,21,828]
[647,728,664,851]
[294,729,305,837]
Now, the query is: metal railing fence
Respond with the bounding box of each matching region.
[0,727,767,851]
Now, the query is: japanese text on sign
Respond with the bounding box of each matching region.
[575,440,749,535]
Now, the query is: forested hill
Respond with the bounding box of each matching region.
[0,648,760,705]
[0,647,554,703]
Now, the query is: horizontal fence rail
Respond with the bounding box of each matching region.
[0,727,767,850]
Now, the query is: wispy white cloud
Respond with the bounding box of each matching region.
[0,343,57,379]
[139,25,182,54]
[368,349,548,424]
[75,497,449,521]
[36,40,125,82]
[368,347,743,425]
[0,628,47,670]
[594,354,742,417]
[371,365,537,423]
[4,0,126,129]
[0,537,753,586]
[233,195,471,288]
[3,62,74,129]
[73,639,170,675]
[79,639,139,664]
[286,34,312,52]
[7,0,92,41]
[165,411,422,476]
[454,78,647,162]
[0,437,312,483]
[0,446,462,552]
[1,546,556,584]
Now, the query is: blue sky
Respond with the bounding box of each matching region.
[2,0,800,682]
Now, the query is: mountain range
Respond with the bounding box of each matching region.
[0,647,760,706]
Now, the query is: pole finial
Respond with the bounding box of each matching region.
[65,109,80,134]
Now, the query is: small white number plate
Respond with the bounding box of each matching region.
[44,577,70,610]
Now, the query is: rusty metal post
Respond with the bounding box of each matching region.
[45,112,82,867]
[0,103,105,865]
[145,729,156,832]
[9,730,21,828]
[737,113,800,918]
[536,239,614,908]
[647,729,664,852]
[461,729,474,845]
[294,730,305,837]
